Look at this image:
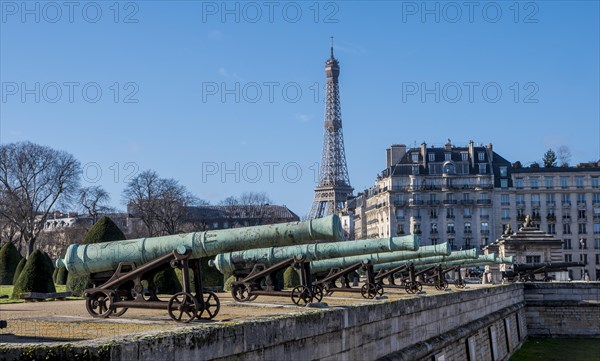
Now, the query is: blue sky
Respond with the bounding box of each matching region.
[1,1,599,217]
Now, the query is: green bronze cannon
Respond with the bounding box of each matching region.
[502,261,584,282]
[371,249,481,293]
[213,241,449,302]
[56,215,343,322]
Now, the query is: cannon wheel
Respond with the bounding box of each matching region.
[168,292,199,323]
[375,283,384,296]
[404,281,422,294]
[454,279,466,289]
[112,291,131,317]
[197,291,220,320]
[85,290,114,318]
[291,286,312,306]
[360,283,378,299]
[311,285,324,302]
[231,283,251,302]
[435,280,448,291]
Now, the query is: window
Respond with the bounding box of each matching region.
[396,209,404,220]
[397,224,405,234]
[548,223,555,234]
[545,176,554,189]
[501,179,508,188]
[447,222,455,233]
[526,256,541,263]
[580,254,588,263]
[596,254,600,265]
[502,209,510,219]
[595,224,600,234]
[499,166,507,177]
[464,222,472,233]
[501,194,510,205]
[447,207,455,218]
[546,193,555,205]
[595,238,600,249]
[594,194,600,204]
[564,239,572,249]
[411,153,419,163]
[443,162,455,174]
[562,193,571,205]
[592,176,599,188]
[530,177,539,189]
[575,176,584,188]
[563,224,571,234]
[447,193,455,202]
[579,210,587,219]
[463,193,471,201]
[445,152,451,161]
[579,224,587,234]
[429,153,435,161]
[478,152,485,161]
[479,163,487,174]
[461,152,468,161]
[531,194,540,207]
[481,222,490,231]
[431,223,438,233]
[516,194,525,206]
[565,254,573,262]
[480,208,490,219]
[515,177,524,189]
[579,239,587,249]
[431,238,438,245]
[413,209,421,218]
[560,176,569,188]
[412,165,419,175]
[430,208,438,219]
[464,208,472,218]
[577,193,586,205]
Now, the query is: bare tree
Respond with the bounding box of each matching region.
[0,142,80,256]
[123,170,198,236]
[219,191,275,226]
[79,186,112,223]
[557,145,571,167]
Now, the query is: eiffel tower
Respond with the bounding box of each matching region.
[307,40,353,219]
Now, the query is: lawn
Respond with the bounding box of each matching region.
[0,284,72,304]
[510,338,600,361]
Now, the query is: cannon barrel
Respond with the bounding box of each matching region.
[417,255,514,269]
[512,261,585,272]
[302,242,450,275]
[370,249,481,272]
[57,215,343,277]
[210,235,423,274]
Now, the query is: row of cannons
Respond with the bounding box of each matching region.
[56,215,580,323]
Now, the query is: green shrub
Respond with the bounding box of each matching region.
[12,258,26,284]
[55,266,68,285]
[0,242,23,285]
[283,266,300,289]
[223,275,235,292]
[12,250,56,298]
[67,216,126,296]
[152,266,182,294]
[200,257,223,288]
[52,268,59,283]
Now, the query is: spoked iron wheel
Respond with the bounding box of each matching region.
[434,280,449,291]
[196,291,221,320]
[85,290,114,318]
[291,286,312,306]
[404,281,422,294]
[375,283,384,296]
[454,279,466,289]
[311,285,324,302]
[167,292,199,323]
[231,283,251,302]
[360,283,378,299]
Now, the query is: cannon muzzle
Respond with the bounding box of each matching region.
[512,261,585,272]
[370,249,480,272]
[58,215,343,277]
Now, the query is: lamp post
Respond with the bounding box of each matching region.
[579,238,585,280]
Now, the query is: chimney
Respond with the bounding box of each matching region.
[468,140,475,168]
[388,144,406,168]
[421,142,427,166]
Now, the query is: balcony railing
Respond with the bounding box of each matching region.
[531,201,541,207]
[562,201,572,207]
[394,200,406,206]
[443,200,458,205]
[409,200,424,206]
[461,199,475,205]
[481,230,490,235]
[516,201,526,207]
[480,215,490,219]
[427,200,441,206]
[477,199,492,205]
[547,201,556,207]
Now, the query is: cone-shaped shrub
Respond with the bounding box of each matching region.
[283,266,300,289]
[0,242,23,285]
[52,268,59,283]
[56,266,68,285]
[12,250,56,298]
[200,257,223,288]
[12,258,26,285]
[67,216,126,296]
[223,275,235,292]
[153,266,182,294]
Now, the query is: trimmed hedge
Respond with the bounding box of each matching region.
[223,275,235,292]
[283,266,300,289]
[12,250,56,298]
[0,242,23,285]
[12,258,26,285]
[55,266,68,285]
[67,216,126,296]
[152,265,182,294]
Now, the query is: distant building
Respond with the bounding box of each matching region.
[349,140,600,280]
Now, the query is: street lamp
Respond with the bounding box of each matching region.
[579,238,585,280]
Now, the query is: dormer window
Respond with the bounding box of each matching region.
[443,161,455,175]
[444,152,451,161]
[411,153,419,163]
